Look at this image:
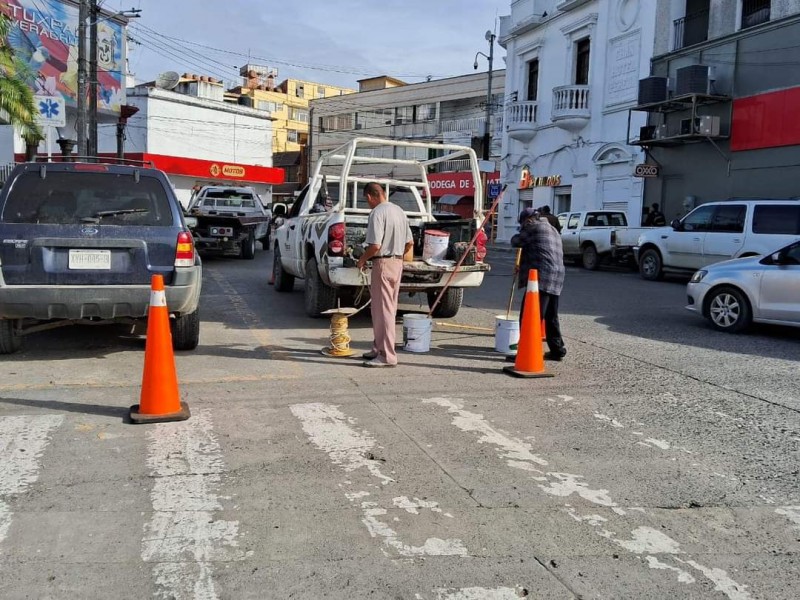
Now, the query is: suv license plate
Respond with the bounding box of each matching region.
[68,249,111,270]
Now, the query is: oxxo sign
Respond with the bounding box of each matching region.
[634,163,660,178]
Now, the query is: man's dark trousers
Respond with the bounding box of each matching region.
[519,291,566,357]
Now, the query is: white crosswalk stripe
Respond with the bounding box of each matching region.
[0,415,63,545]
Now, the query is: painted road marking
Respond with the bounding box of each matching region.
[416,587,523,599]
[0,415,63,545]
[424,397,753,600]
[291,402,467,558]
[142,410,244,599]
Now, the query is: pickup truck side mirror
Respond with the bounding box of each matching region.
[670,218,683,231]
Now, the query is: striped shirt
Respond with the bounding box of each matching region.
[511,218,565,295]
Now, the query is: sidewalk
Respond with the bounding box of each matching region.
[488,241,514,254]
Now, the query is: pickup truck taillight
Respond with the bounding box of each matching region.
[476,229,488,262]
[328,222,345,255]
[175,231,195,267]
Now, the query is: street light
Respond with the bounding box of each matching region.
[473,30,495,161]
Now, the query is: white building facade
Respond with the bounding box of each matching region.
[310,72,506,218]
[497,0,659,240]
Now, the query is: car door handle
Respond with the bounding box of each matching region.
[732,238,741,243]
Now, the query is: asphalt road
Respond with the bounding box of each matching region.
[0,247,798,599]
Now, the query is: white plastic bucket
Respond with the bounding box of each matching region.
[403,313,432,353]
[495,315,520,354]
[422,230,450,261]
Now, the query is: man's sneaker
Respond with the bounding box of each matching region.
[544,351,566,362]
[362,359,396,368]
[361,351,378,360]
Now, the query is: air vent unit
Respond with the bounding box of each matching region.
[638,77,668,105]
[639,125,656,141]
[675,65,710,96]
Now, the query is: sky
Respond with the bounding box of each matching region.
[116,0,509,90]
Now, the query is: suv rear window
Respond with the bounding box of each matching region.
[1,172,173,226]
[752,205,800,234]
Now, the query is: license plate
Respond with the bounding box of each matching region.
[68,249,111,270]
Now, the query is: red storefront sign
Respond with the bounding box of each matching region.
[427,171,500,197]
[136,153,284,184]
[731,86,800,152]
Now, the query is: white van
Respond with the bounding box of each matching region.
[634,200,800,280]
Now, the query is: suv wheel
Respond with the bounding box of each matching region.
[581,244,599,270]
[273,247,295,292]
[639,248,664,281]
[0,319,22,354]
[706,287,751,333]
[304,257,336,317]
[241,231,256,260]
[171,310,200,350]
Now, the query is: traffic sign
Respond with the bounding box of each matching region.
[488,183,502,198]
[634,163,659,178]
[34,95,66,127]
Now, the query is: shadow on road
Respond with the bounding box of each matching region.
[0,396,131,422]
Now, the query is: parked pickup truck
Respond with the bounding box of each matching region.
[559,210,635,269]
[187,185,271,259]
[272,138,491,318]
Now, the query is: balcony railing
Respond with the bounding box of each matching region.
[741,1,770,29]
[673,9,709,50]
[433,159,472,173]
[440,116,487,135]
[551,85,590,133]
[505,100,538,143]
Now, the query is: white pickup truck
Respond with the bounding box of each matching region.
[272,138,491,317]
[558,210,636,269]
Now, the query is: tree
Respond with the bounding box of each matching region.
[0,12,41,143]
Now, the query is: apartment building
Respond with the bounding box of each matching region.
[634,0,800,222]
[309,72,506,217]
[497,0,660,240]
[231,66,355,154]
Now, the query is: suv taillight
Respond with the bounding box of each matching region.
[328,222,345,255]
[175,231,195,267]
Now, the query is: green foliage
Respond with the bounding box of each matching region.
[0,12,42,142]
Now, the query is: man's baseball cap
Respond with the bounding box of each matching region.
[518,207,538,223]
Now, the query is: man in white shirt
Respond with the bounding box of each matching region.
[356,182,413,367]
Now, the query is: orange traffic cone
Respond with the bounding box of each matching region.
[130,274,191,424]
[503,269,554,379]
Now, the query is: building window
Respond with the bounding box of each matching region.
[415,103,436,122]
[287,130,299,143]
[575,38,590,85]
[295,84,305,98]
[317,86,326,98]
[321,114,353,132]
[289,107,309,123]
[257,100,281,112]
[395,106,413,125]
[526,59,539,101]
[741,0,770,29]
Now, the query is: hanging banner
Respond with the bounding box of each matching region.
[1,0,126,113]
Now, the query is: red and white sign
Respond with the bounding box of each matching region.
[135,153,284,185]
[427,171,500,197]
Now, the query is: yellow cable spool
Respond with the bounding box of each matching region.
[320,307,358,357]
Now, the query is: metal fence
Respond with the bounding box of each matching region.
[673,9,709,50]
[0,163,15,188]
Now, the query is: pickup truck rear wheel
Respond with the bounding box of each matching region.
[305,257,336,317]
[427,288,463,318]
[0,319,22,354]
[273,247,295,292]
[241,230,256,260]
[639,248,664,281]
[581,244,599,270]
[171,310,200,351]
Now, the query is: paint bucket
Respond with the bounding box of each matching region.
[403,313,432,353]
[495,315,520,354]
[422,230,450,261]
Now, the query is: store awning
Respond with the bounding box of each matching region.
[437,194,468,205]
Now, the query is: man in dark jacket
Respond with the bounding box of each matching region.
[539,205,562,233]
[511,208,567,361]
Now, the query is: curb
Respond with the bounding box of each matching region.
[488,244,515,254]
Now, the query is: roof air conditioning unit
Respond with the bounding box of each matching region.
[638,77,668,105]
[675,65,710,96]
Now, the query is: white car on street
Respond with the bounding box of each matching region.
[686,240,800,332]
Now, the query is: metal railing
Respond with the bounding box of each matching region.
[552,85,590,120]
[505,100,538,127]
[439,116,487,134]
[741,0,770,29]
[433,159,471,172]
[673,9,709,50]
[0,163,15,187]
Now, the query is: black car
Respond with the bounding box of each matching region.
[0,161,202,354]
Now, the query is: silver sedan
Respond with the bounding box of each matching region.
[686,240,800,332]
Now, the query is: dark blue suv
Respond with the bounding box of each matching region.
[0,161,202,353]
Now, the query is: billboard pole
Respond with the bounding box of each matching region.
[89,0,98,158]
[77,0,89,157]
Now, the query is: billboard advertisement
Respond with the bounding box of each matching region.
[1,0,125,113]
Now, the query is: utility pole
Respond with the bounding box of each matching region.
[88,0,98,158]
[76,0,89,157]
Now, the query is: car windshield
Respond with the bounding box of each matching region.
[1,172,173,226]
